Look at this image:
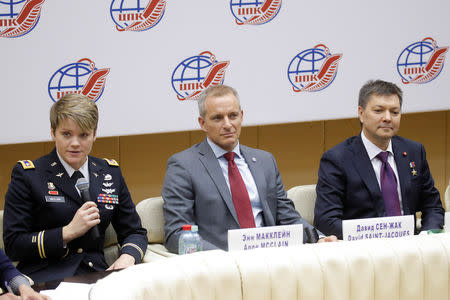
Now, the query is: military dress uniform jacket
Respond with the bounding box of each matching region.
[3,149,148,283]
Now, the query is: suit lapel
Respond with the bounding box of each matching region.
[198,140,240,225]
[392,137,411,214]
[240,145,275,226]
[45,149,83,205]
[350,136,385,216]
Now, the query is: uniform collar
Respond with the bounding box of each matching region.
[56,149,90,179]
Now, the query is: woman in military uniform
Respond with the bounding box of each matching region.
[3,94,148,284]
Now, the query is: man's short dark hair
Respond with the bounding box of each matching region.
[358,80,403,108]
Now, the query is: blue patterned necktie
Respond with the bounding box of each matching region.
[376,152,401,216]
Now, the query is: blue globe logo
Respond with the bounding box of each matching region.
[288,44,339,92]
[229,0,281,25]
[48,61,103,102]
[0,0,41,38]
[171,51,225,101]
[397,38,444,84]
[110,0,165,32]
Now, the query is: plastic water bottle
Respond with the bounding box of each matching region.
[178,224,203,255]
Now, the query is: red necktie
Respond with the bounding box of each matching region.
[223,152,256,228]
[377,151,401,216]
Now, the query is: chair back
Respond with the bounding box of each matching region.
[287,185,317,225]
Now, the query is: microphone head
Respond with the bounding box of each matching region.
[75,177,89,191]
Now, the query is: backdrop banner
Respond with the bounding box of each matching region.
[1,0,449,144]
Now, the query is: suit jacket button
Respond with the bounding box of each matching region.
[77,248,83,254]
[88,262,93,268]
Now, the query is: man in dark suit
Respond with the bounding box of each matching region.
[3,94,147,283]
[162,85,337,253]
[314,80,444,239]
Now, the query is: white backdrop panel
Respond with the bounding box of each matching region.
[1,0,449,144]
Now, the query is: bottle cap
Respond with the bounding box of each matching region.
[182,225,192,231]
[191,225,198,232]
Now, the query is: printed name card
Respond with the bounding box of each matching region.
[342,215,414,241]
[227,224,303,251]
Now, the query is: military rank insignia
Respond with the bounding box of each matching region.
[18,160,35,169]
[104,158,119,166]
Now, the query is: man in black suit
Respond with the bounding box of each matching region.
[314,80,444,239]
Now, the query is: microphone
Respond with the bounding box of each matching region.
[75,178,100,240]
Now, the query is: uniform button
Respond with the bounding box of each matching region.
[77,248,83,254]
[88,262,93,268]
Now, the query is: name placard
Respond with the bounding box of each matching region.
[227,224,303,251]
[342,215,414,241]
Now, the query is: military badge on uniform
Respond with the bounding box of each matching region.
[102,188,115,194]
[56,172,64,178]
[103,182,113,187]
[410,162,418,176]
[97,194,119,204]
[48,182,55,190]
[105,204,114,210]
[51,161,57,167]
[104,174,112,181]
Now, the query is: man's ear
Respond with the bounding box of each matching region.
[198,116,207,133]
[357,106,364,124]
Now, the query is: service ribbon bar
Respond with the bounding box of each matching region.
[97,194,119,204]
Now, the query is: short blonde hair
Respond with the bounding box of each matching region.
[50,94,98,133]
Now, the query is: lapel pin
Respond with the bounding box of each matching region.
[412,169,418,176]
[47,182,55,190]
[93,172,99,177]
[252,157,256,162]
[56,172,64,178]
[403,152,407,157]
[51,162,57,167]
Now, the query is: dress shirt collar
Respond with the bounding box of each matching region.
[56,149,89,179]
[206,137,242,159]
[360,131,393,160]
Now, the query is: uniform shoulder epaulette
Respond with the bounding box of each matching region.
[104,158,119,167]
[18,160,35,170]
